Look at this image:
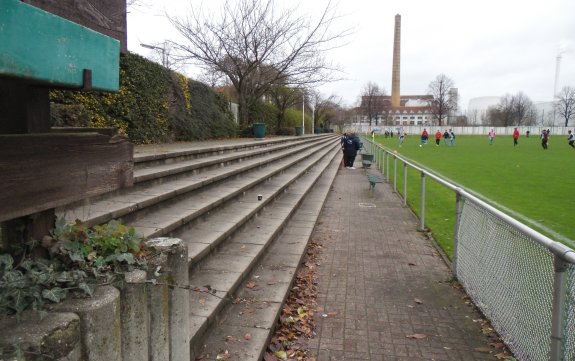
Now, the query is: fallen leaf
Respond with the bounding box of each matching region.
[194,355,206,360]
[406,333,427,339]
[474,347,492,353]
[263,353,279,361]
[246,281,258,289]
[225,335,237,342]
[241,307,256,314]
[198,297,206,305]
[495,353,509,360]
[408,262,417,266]
[414,298,424,304]
[267,280,277,285]
[274,350,287,360]
[244,333,252,341]
[215,351,230,360]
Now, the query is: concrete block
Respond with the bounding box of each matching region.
[0,311,81,360]
[51,286,121,361]
[146,237,190,361]
[120,270,148,361]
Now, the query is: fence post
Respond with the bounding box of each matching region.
[393,156,397,192]
[403,162,407,206]
[386,152,390,182]
[550,255,568,361]
[452,189,463,275]
[419,172,425,231]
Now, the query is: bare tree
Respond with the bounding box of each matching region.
[427,74,456,126]
[310,91,342,130]
[489,92,536,126]
[555,86,575,127]
[169,0,350,126]
[359,82,386,127]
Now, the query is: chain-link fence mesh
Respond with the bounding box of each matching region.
[456,198,556,361]
[563,265,575,360]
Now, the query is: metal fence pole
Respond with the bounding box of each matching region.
[386,153,390,182]
[550,255,568,361]
[452,189,463,275]
[419,172,426,231]
[393,156,397,192]
[403,162,408,206]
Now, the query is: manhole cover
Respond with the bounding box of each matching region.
[358,203,376,208]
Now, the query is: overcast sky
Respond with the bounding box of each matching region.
[127,0,575,112]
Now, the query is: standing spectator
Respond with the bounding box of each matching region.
[443,130,449,145]
[435,130,442,146]
[343,132,361,169]
[488,129,496,145]
[526,130,530,138]
[421,128,429,145]
[541,129,549,150]
[513,128,519,146]
[398,127,405,147]
[568,130,575,148]
[340,131,348,167]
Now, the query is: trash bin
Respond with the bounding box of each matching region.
[252,123,266,139]
[314,127,323,134]
[295,126,303,136]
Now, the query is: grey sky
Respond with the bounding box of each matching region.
[128,0,575,112]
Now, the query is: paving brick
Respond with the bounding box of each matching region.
[308,157,500,360]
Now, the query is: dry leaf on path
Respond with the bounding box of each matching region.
[414,298,424,304]
[246,281,258,289]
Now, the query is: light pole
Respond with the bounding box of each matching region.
[302,94,305,135]
[140,43,167,68]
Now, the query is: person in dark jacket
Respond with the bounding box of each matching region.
[343,132,361,169]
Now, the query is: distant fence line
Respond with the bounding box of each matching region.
[360,136,575,361]
[349,125,573,136]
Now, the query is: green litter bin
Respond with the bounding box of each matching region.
[295,126,303,136]
[252,123,266,139]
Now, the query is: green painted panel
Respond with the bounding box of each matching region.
[0,0,119,91]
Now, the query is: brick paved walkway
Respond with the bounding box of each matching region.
[309,159,497,361]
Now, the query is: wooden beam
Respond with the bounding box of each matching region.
[0,133,133,222]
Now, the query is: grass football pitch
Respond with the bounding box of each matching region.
[370,133,574,258]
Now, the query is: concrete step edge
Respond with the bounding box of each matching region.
[192,147,342,360]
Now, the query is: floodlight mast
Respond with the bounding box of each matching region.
[140,43,167,68]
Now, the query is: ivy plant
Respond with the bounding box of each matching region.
[0,219,146,318]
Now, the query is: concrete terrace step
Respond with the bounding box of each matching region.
[56,136,338,228]
[133,136,332,185]
[191,146,342,360]
[128,138,339,240]
[133,135,333,170]
[131,138,336,242]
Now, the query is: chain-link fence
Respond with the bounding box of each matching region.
[456,198,555,361]
[361,137,575,361]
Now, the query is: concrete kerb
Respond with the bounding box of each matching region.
[145,237,190,361]
[0,311,81,360]
[120,269,149,361]
[51,285,122,361]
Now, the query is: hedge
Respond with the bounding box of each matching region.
[50,52,236,144]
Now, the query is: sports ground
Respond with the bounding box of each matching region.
[372,133,575,258]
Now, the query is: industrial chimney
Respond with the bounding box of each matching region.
[391,14,401,108]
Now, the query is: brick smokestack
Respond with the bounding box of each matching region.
[391,14,401,108]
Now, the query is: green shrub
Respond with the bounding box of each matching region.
[0,219,146,317]
[276,127,295,136]
[50,52,236,144]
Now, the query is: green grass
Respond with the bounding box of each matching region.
[367,133,575,258]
